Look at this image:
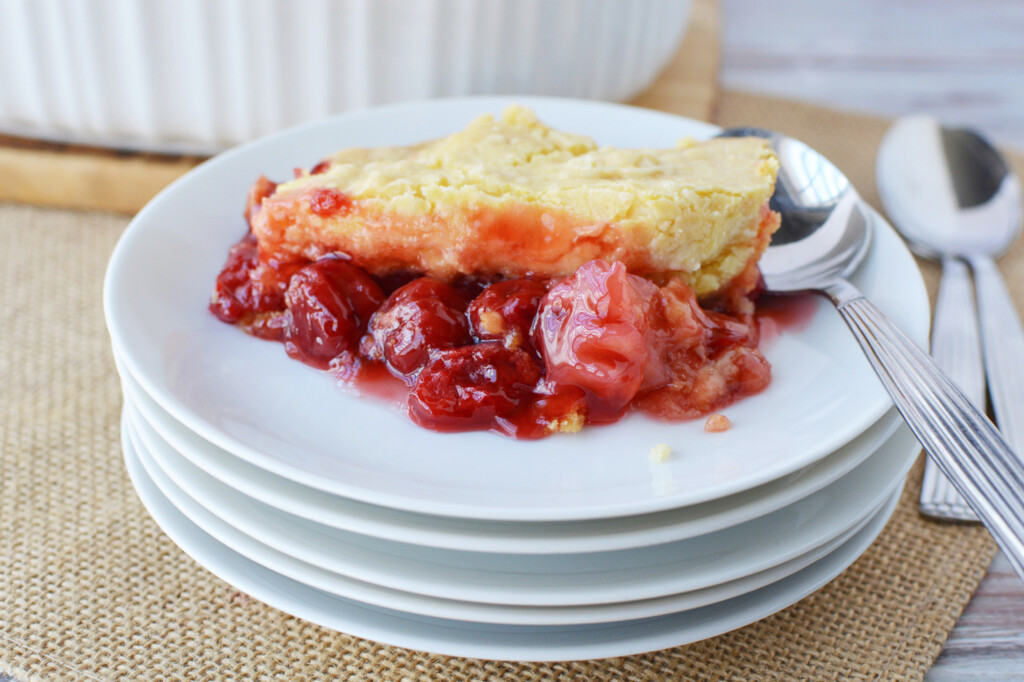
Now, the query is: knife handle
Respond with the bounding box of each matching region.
[972,254,1024,455]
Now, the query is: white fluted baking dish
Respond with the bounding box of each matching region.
[0,0,692,153]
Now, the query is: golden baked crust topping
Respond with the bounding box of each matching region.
[253,105,779,297]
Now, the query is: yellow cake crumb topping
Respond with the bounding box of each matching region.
[267,105,779,296]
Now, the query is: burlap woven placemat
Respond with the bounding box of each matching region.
[2,91,1021,680]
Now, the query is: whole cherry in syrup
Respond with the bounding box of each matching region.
[468,278,547,351]
[362,278,472,378]
[283,255,385,368]
[409,342,544,436]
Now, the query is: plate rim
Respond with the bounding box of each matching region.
[120,411,906,661]
[122,358,902,554]
[124,397,920,607]
[125,406,899,626]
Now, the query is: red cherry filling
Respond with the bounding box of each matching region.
[534,260,665,422]
[209,234,260,323]
[468,278,547,350]
[363,278,472,379]
[282,256,385,368]
[409,342,543,435]
[309,187,352,217]
[209,233,298,325]
[633,280,769,419]
[244,176,277,226]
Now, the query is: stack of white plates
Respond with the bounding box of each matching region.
[103,97,930,662]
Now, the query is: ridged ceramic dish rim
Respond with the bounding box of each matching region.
[0,0,691,152]
[103,96,930,521]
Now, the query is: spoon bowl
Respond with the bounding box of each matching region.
[720,126,1024,581]
[877,116,1022,259]
[718,127,872,293]
[877,116,1024,521]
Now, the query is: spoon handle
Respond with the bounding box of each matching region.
[920,257,984,521]
[826,280,1024,581]
[971,255,1024,455]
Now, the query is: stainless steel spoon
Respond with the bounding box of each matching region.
[877,116,1024,520]
[719,127,1024,580]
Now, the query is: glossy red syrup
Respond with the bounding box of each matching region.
[334,360,408,406]
[755,293,818,345]
[211,210,772,439]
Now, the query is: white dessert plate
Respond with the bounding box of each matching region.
[126,409,897,626]
[104,96,930,521]
[125,397,918,607]
[122,421,903,661]
[121,359,900,554]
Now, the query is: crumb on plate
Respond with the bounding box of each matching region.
[704,414,731,433]
[649,443,673,462]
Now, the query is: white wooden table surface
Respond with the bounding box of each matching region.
[720,1,1024,678]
